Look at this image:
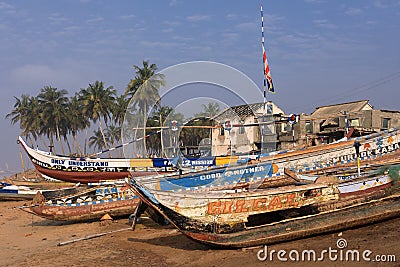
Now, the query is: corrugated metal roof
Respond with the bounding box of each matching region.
[311,100,372,118]
[213,102,284,122]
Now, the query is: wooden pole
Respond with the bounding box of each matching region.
[57,227,132,246]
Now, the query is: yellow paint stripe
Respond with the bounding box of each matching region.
[215,156,239,166]
[130,159,153,167]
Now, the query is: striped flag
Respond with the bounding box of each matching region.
[261,4,275,93]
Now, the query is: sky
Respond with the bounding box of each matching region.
[1,0,400,174]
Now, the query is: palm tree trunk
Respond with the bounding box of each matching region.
[39,135,47,149]
[65,137,72,155]
[98,120,111,158]
[160,113,164,157]
[84,128,88,155]
[143,105,147,158]
[56,125,65,155]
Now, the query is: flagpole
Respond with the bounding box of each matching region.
[261,4,267,113]
[260,3,275,153]
[260,4,266,152]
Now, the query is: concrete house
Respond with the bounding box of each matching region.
[211,102,285,156]
[284,100,400,148]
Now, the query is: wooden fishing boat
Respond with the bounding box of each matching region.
[132,128,400,194]
[18,136,240,183]
[0,181,40,200]
[258,128,400,176]
[20,184,139,222]
[127,165,400,248]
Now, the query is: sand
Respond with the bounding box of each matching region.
[1,200,399,267]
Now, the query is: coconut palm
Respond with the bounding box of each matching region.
[79,81,116,151]
[67,95,90,155]
[88,128,108,151]
[125,61,165,157]
[106,124,121,147]
[112,94,129,127]
[195,102,221,118]
[6,95,40,144]
[37,86,69,154]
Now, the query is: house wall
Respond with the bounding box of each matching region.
[211,116,259,156]
[211,101,400,155]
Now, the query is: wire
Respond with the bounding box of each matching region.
[291,71,400,111]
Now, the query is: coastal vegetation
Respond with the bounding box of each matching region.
[6,61,219,158]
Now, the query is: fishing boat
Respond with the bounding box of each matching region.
[0,181,40,200]
[127,164,400,248]
[131,127,400,194]
[124,3,400,248]
[18,136,239,183]
[20,184,140,222]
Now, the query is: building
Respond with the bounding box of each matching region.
[280,100,400,149]
[211,102,285,156]
[210,100,400,155]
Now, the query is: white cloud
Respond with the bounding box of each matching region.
[86,17,104,24]
[186,15,211,22]
[169,0,178,7]
[10,64,74,88]
[222,32,239,41]
[48,13,70,25]
[313,19,338,29]
[225,14,238,20]
[373,1,388,8]
[162,28,174,33]
[119,14,136,20]
[163,20,181,27]
[0,2,13,9]
[304,0,325,3]
[235,22,257,31]
[345,7,363,15]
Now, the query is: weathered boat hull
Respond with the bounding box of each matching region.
[22,197,139,222]
[0,182,39,200]
[20,184,140,222]
[128,173,400,248]
[0,192,38,201]
[183,194,400,247]
[18,136,239,183]
[31,162,153,183]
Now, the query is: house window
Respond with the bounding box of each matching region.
[239,126,245,135]
[305,121,312,134]
[349,119,359,127]
[219,127,225,136]
[382,118,390,129]
[281,123,287,133]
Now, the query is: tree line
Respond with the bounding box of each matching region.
[6,61,221,158]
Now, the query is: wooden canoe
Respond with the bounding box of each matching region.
[20,184,139,222]
[128,170,400,248]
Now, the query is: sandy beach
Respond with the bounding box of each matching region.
[0,199,399,267]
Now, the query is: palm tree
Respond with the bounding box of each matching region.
[106,124,121,147]
[88,128,108,151]
[37,86,69,154]
[67,95,90,155]
[6,94,31,134]
[112,94,129,127]
[6,95,40,145]
[195,102,221,118]
[125,61,165,157]
[79,81,116,152]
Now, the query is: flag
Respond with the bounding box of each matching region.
[261,4,275,93]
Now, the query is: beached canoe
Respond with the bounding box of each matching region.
[128,167,400,248]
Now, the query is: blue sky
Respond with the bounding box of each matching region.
[1,0,400,174]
